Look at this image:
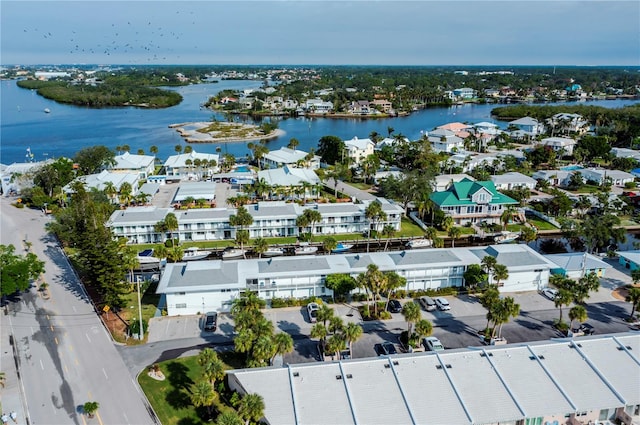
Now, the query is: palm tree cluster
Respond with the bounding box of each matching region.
[356,264,406,318]
[310,304,363,360]
[549,272,600,328]
[400,301,434,349]
[231,293,294,368]
[479,285,520,340]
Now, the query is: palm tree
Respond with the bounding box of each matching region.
[493,264,509,287]
[103,181,117,203]
[215,411,244,425]
[316,304,334,328]
[118,182,133,206]
[198,348,225,385]
[401,301,420,335]
[448,226,462,248]
[164,212,179,246]
[83,401,100,418]
[287,138,300,151]
[0,371,5,388]
[322,236,337,254]
[441,215,454,233]
[343,322,363,358]
[365,201,387,253]
[229,206,254,258]
[270,332,294,364]
[238,393,265,425]
[253,237,269,258]
[310,322,328,342]
[296,209,322,239]
[326,333,346,360]
[555,288,573,324]
[626,287,640,320]
[569,305,588,333]
[414,319,433,340]
[481,256,497,284]
[175,144,183,154]
[190,380,217,416]
[356,264,387,317]
[493,297,520,339]
[501,206,517,231]
[382,224,396,251]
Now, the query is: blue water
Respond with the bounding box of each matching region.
[561,165,584,171]
[1,78,638,164]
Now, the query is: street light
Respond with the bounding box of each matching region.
[136,276,144,340]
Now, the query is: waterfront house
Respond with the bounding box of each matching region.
[452,87,475,99]
[260,147,320,170]
[347,100,373,115]
[429,178,518,225]
[343,137,375,165]
[106,198,403,244]
[508,116,544,136]
[112,152,155,179]
[305,98,333,113]
[491,172,537,191]
[228,334,640,425]
[257,166,321,199]
[156,244,553,315]
[375,136,410,151]
[63,170,140,200]
[163,151,219,181]
[547,113,590,135]
[612,147,640,162]
[446,153,500,173]
[371,99,393,112]
[538,136,577,156]
[544,252,611,278]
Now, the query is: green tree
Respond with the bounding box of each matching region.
[625,287,640,320]
[83,401,100,418]
[569,305,588,333]
[190,380,217,416]
[382,224,396,251]
[238,393,265,425]
[229,206,254,258]
[401,301,420,335]
[215,411,244,425]
[343,322,363,359]
[271,332,294,364]
[365,201,387,252]
[296,208,322,239]
[287,137,300,151]
[324,274,357,299]
[317,135,345,165]
[491,296,520,339]
[481,256,498,284]
[463,264,487,289]
[448,226,462,248]
[555,287,574,324]
[252,237,269,258]
[74,145,116,175]
[0,244,45,296]
[493,264,509,287]
[164,213,179,246]
[322,236,338,254]
[414,319,433,340]
[198,348,226,385]
[356,264,387,317]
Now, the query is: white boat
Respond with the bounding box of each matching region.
[182,247,213,261]
[135,255,161,271]
[295,243,318,256]
[405,238,433,249]
[494,231,519,244]
[44,108,51,113]
[263,247,285,257]
[222,248,246,260]
[332,243,353,254]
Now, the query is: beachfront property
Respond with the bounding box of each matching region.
[163,151,220,181]
[304,98,334,113]
[257,166,321,199]
[106,198,404,244]
[227,333,640,425]
[430,178,519,226]
[427,128,465,153]
[343,137,375,165]
[544,252,611,279]
[491,171,537,191]
[452,87,475,99]
[538,136,578,156]
[260,147,320,170]
[156,244,555,315]
[112,152,155,179]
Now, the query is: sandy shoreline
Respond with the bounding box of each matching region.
[170,121,285,144]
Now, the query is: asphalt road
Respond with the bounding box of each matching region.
[0,198,156,425]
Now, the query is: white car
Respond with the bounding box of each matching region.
[541,287,558,300]
[306,302,319,323]
[435,297,450,311]
[422,336,445,352]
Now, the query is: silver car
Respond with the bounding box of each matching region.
[419,296,437,311]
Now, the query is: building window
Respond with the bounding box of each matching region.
[177,292,186,296]
[176,303,187,309]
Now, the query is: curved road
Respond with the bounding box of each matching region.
[0,198,156,425]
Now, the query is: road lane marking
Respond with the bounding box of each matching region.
[39,359,44,370]
[102,368,108,380]
[85,333,91,343]
[81,413,87,425]
[72,305,77,312]
[122,412,129,423]
[50,325,54,332]
[54,337,58,345]
[97,411,104,425]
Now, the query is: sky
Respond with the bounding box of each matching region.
[1,0,639,66]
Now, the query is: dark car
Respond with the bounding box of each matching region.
[577,323,595,335]
[387,299,402,313]
[375,341,398,356]
[203,311,218,331]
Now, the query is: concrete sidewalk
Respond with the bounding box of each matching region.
[1,309,29,425]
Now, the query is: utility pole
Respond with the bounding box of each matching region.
[136,276,144,340]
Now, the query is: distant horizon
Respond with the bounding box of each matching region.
[2,1,638,66]
[3,64,640,69]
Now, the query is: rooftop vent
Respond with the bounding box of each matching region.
[346,374,353,379]
[384,364,390,369]
[436,365,443,369]
[392,361,399,365]
[445,364,452,369]
[292,372,299,377]
[336,375,342,380]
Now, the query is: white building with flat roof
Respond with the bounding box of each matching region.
[156,244,554,315]
[260,147,320,170]
[113,152,155,179]
[491,172,537,191]
[228,333,640,425]
[163,151,219,180]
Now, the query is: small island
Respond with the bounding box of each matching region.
[170,120,284,144]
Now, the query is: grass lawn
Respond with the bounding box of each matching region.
[573,185,603,194]
[139,352,245,425]
[349,182,373,191]
[398,217,426,237]
[526,217,559,230]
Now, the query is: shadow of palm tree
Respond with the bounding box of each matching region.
[165,362,194,409]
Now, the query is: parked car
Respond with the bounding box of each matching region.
[307,302,319,323]
[387,299,402,313]
[203,311,218,331]
[541,287,559,300]
[435,297,450,311]
[418,296,437,311]
[376,341,398,356]
[422,336,445,352]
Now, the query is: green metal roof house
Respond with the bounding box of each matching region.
[430,178,518,226]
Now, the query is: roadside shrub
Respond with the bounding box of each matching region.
[393,289,407,299]
[378,311,392,320]
[270,297,287,308]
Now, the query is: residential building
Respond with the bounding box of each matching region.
[473,121,501,135]
[112,152,155,179]
[509,116,544,136]
[491,172,537,191]
[544,252,611,279]
[63,170,140,198]
[430,178,518,225]
[548,112,590,135]
[228,333,640,425]
[304,98,333,113]
[452,87,475,99]
[156,244,554,315]
[106,198,403,244]
[173,182,216,204]
[612,147,640,162]
[580,168,635,187]
[428,128,465,153]
[532,169,573,188]
[257,166,321,199]
[260,147,320,170]
[347,100,373,115]
[343,137,375,165]
[163,151,219,181]
[375,136,410,151]
[1,161,47,196]
[446,153,500,173]
[617,250,640,271]
[434,174,475,192]
[539,136,577,156]
[370,99,393,112]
